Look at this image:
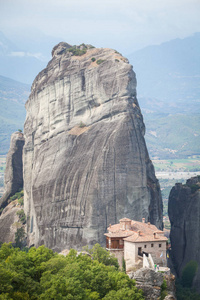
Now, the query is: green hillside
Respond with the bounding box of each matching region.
[127,34,200,159]
[143,113,200,159]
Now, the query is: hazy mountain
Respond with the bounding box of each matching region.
[0,33,200,158]
[0,32,47,84]
[127,33,200,102]
[0,32,19,55]
[126,33,200,159]
[0,75,30,154]
[9,29,62,61]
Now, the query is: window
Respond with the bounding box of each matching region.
[151,244,154,247]
[159,244,162,248]
[138,247,142,256]
[144,245,147,248]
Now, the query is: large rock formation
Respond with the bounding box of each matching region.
[168,176,200,292]
[0,132,24,209]
[23,42,163,251]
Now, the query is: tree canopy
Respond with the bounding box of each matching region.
[0,243,144,300]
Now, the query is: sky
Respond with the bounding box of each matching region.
[0,0,200,56]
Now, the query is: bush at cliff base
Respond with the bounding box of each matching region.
[0,243,144,300]
[176,283,200,300]
[181,260,198,288]
[175,260,200,300]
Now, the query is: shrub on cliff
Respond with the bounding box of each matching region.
[68,46,87,56]
[96,59,105,65]
[16,209,26,224]
[7,189,24,204]
[0,243,144,299]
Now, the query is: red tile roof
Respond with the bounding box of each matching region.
[124,232,168,243]
[104,219,168,243]
[104,231,133,238]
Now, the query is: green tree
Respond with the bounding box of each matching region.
[181,260,198,288]
[0,243,15,260]
[176,282,200,300]
[15,228,25,249]
[103,287,144,300]
[0,243,144,300]
[82,243,119,269]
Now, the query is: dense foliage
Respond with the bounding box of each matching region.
[175,260,200,300]
[176,283,200,300]
[0,243,144,300]
[181,260,198,288]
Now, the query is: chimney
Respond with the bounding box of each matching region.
[148,222,150,227]
[142,218,145,223]
[138,230,141,236]
[120,218,131,230]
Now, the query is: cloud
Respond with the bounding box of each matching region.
[9,51,45,61]
[1,0,200,53]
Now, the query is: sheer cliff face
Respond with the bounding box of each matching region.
[23,43,162,251]
[168,177,200,292]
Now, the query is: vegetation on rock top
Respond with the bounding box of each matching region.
[96,59,105,65]
[66,43,95,56]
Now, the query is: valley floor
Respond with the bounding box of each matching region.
[156,171,200,179]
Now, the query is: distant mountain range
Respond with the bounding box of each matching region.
[127,32,200,102]
[0,32,51,84]
[127,33,200,159]
[0,32,200,158]
[0,75,30,154]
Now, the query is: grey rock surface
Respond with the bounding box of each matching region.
[168,176,200,292]
[23,42,163,251]
[129,268,176,300]
[0,132,25,209]
[0,200,23,243]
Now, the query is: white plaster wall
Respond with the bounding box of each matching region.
[124,241,136,271]
[141,241,167,266]
[109,250,124,269]
[124,240,167,270]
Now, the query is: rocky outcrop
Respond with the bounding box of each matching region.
[0,132,24,209]
[23,42,163,251]
[0,200,23,244]
[168,176,200,292]
[129,268,176,300]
